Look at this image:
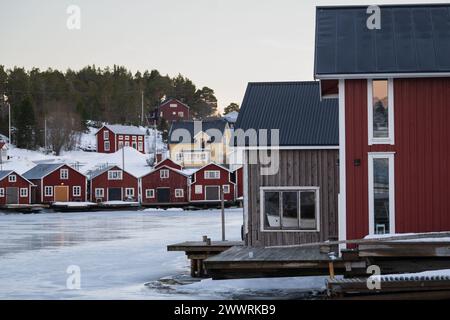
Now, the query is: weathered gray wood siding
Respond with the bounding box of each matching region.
[246,149,339,247]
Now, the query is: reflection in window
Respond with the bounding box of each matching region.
[264,192,280,228]
[282,192,299,228]
[372,80,389,138]
[263,189,318,231]
[373,158,390,234]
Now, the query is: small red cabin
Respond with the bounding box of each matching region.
[96,124,145,154]
[189,163,235,203]
[89,165,139,202]
[0,170,34,205]
[140,165,189,206]
[154,158,182,171]
[149,98,190,125]
[23,163,87,203]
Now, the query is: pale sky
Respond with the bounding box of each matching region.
[1,0,448,111]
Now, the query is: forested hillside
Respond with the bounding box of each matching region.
[0,65,218,152]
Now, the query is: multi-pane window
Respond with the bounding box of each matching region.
[160,170,169,179]
[178,112,184,117]
[44,186,53,196]
[108,170,123,180]
[8,174,16,182]
[20,188,28,197]
[261,188,319,231]
[369,79,394,144]
[195,185,202,194]
[175,189,184,198]
[103,130,109,140]
[223,185,230,194]
[0,188,4,197]
[73,186,81,197]
[104,141,110,151]
[95,188,104,198]
[204,170,220,179]
[125,188,134,197]
[138,142,143,151]
[146,189,155,198]
[60,169,69,180]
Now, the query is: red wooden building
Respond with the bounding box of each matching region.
[314,4,450,242]
[154,158,182,171]
[140,165,189,206]
[89,165,139,202]
[189,163,235,203]
[233,166,243,200]
[23,163,87,203]
[95,124,145,154]
[0,171,34,205]
[148,98,190,125]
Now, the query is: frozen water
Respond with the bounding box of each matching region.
[0,208,326,300]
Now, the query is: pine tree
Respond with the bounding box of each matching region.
[15,96,36,149]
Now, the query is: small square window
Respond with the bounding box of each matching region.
[44,186,53,197]
[8,175,16,183]
[146,189,155,198]
[223,185,230,194]
[125,188,134,197]
[175,189,184,198]
[0,188,5,197]
[160,169,169,179]
[20,188,28,197]
[195,185,202,194]
[104,141,110,151]
[73,186,81,197]
[95,188,104,198]
[60,169,69,180]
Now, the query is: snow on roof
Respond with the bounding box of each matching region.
[23,163,64,180]
[223,111,239,123]
[88,165,117,180]
[100,124,144,136]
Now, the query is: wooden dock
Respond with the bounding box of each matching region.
[0,204,46,213]
[167,240,243,278]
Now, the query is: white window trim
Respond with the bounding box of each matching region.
[103,130,109,140]
[259,186,320,233]
[175,189,184,198]
[104,141,110,151]
[72,186,81,197]
[0,188,5,197]
[146,189,155,198]
[108,170,123,180]
[367,79,395,145]
[223,185,230,194]
[204,170,220,179]
[160,169,169,179]
[195,185,202,194]
[95,188,104,197]
[125,188,134,197]
[8,174,16,182]
[60,169,69,180]
[368,152,396,235]
[20,188,28,197]
[44,186,53,197]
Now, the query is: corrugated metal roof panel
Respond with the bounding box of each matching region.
[22,163,63,180]
[234,81,338,146]
[315,4,450,76]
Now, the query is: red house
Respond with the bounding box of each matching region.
[314,4,450,242]
[154,158,182,171]
[0,171,34,205]
[89,165,139,202]
[95,124,145,154]
[189,163,235,203]
[149,98,190,125]
[23,163,87,203]
[140,165,189,206]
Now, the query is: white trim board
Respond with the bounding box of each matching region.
[367,152,396,235]
[338,79,347,252]
[316,72,450,80]
[367,79,395,145]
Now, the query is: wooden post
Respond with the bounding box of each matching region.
[191,259,196,277]
[197,259,203,277]
[221,186,225,241]
[328,262,335,280]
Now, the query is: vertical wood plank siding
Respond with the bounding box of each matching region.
[345,78,450,241]
[246,149,339,247]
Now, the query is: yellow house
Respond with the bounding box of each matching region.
[168,120,232,168]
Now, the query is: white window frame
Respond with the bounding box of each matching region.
[195,185,202,194]
[138,136,143,141]
[138,142,143,151]
[73,186,81,197]
[108,170,123,180]
[259,186,320,233]
[125,188,134,197]
[204,170,220,179]
[175,189,184,198]
[125,141,130,147]
[368,152,396,235]
[103,130,109,140]
[8,174,16,182]
[223,185,230,194]
[178,111,184,117]
[104,141,110,151]
[19,188,28,197]
[95,188,104,198]
[118,141,124,149]
[118,135,123,140]
[146,189,155,198]
[60,169,69,180]
[44,186,53,197]
[367,79,395,145]
[0,188,5,197]
[160,169,169,179]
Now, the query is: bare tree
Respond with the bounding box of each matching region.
[46,101,83,155]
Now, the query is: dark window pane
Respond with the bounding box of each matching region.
[300,191,316,229]
[373,158,390,234]
[372,80,389,138]
[282,192,299,228]
[264,191,280,228]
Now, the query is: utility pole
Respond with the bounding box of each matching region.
[44,117,47,152]
[122,143,125,171]
[221,186,226,241]
[141,90,144,126]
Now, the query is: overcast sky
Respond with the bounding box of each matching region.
[1,0,448,111]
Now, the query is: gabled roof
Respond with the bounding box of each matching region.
[23,163,65,180]
[141,164,189,179]
[89,165,137,180]
[154,158,182,170]
[223,111,239,123]
[168,119,228,144]
[0,170,34,184]
[159,98,190,109]
[190,162,234,185]
[234,81,338,147]
[315,4,450,77]
[96,124,144,136]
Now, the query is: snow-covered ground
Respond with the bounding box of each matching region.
[0,208,327,300]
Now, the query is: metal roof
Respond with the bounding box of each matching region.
[0,170,13,181]
[22,163,64,180]
[315,4,450,76]
[168,119,228,144]
[234,81,338,147]
[98,124,144,136]
[88,165,117,180]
